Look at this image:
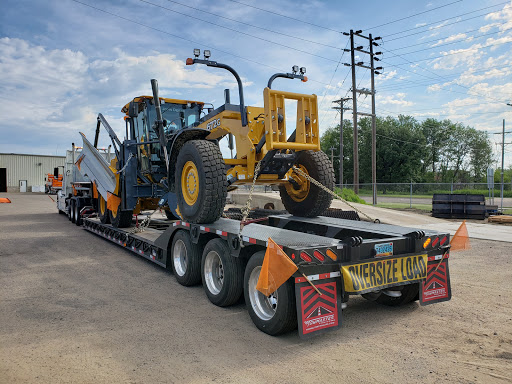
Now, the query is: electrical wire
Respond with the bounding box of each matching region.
[162,0,342,50]
[137,0,340,63]
[68,0,331,86]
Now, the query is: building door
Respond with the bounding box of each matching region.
[0,168,6,192]
[19,180,27,193]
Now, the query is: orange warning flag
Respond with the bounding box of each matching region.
[450,220,470,251]
[256,238,298,296]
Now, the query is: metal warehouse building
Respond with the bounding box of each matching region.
[0,153,65,192]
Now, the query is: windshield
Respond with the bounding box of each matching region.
[146,102,202,135]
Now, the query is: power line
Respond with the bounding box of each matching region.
[137,0,340,63]
[364,0,463,30]
[225,0,343,33]
[162,0,341,50]
[383,1,509,41]
[391,24,509,52]
[68,0,332,86]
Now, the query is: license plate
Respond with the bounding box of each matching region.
[375,242,393,257]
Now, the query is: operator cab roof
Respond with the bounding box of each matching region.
[121,96,204,114]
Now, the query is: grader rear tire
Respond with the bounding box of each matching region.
[98,195,110,224]
[279,151,334,217]
[109,206,133,228]
[175,140,227,224]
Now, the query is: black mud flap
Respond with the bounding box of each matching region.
[295,274,343,339]
[420,254,452,305]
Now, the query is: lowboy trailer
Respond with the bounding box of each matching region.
[80,212,452,339]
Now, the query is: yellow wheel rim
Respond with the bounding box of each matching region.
[285,165,310,202]
[181,161,199,206]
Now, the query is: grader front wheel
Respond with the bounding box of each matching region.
[175,140,227,224]
[279,151,334,217]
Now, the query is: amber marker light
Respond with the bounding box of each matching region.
[186,58,194,65]
[326,249,337,261]
[423,237,432,249]
[302,76,308,82]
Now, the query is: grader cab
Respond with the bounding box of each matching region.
[80,50,334,227]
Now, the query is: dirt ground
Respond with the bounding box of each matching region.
[1,194,511,383]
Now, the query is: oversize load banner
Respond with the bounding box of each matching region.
[342,254,428,293]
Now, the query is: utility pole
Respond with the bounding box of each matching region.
[494,112,511,213]
[332,97,351,188]
[343,30,382,200]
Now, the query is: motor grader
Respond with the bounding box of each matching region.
[79,50,334,227]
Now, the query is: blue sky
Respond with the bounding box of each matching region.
[1,0,511,168]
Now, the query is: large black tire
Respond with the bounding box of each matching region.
[279,150,334,217]
[175,140,227,224]
[244,251,297,336]
[98,195,110,224]
[171,230,202,286]
[67,200,73,222]
[362,283,419,306]
[201,238,244,307]
[70,200,76,224]
[74,200,82,226]
[109,206,133,228]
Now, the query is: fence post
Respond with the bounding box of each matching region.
[410,181,413,208]
[450,182,453,194]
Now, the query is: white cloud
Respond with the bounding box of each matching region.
[0,37,237,152]
[430,33,468,47]
[378,93,414,107]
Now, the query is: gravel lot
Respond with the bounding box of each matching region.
[1,194,511,383]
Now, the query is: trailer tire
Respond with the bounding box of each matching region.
[201,238,243,307]
[109,207,133,228]
[67,200,73,222]
[362,283,419,306]
[74,200,82,226]
[98,195,110,224]
[171,230,202,286]
[279,151,334,217]
[70,200,76,223]
[244,251,297,335]
[175,140,227,224]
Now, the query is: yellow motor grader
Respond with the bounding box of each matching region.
[82,49,334,227]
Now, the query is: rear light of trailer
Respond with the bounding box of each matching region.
[300,252,312,262]
[423,237,431,249]
[313,250,325,262]
[431,236,440,247]
[440,235,448,246]
[326,249,337,261]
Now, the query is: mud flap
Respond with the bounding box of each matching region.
[295,275,342,339]
[420,254,452,305]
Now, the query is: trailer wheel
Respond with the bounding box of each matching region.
[67,200,73,222]
[70,200,76,224]
[98,196,110,224]
[362,283,419,306]
[201,238,243,307]
[244,251,297,335]
[74,200,82,226]
[279,151,334,217]
[175,140,227,224]
[109,207,133,228]
[171,230,202,286]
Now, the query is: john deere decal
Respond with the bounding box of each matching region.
[295,278,342,339]
[342,254,428,294]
